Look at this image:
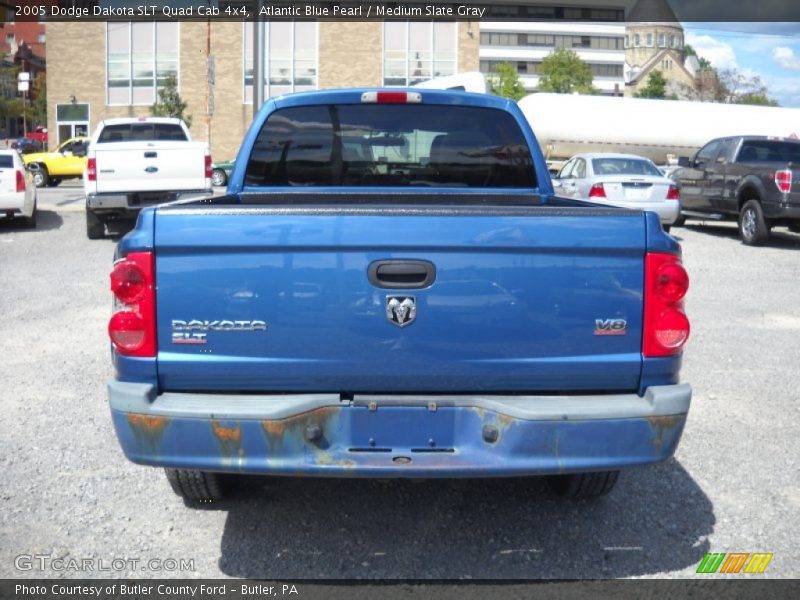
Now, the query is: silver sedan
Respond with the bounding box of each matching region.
[554,153,680,231]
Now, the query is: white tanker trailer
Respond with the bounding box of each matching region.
[518,93,800,171]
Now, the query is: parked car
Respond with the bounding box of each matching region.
[0,149,37,228]
[23,136,90,188]
[83,117,212,239]
[11,138,44,155]
[670,136,800,245]
[554,153,680,231]
[106,89,691,503]
[211,159,234,187]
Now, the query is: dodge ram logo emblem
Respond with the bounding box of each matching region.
[386,296,416,327]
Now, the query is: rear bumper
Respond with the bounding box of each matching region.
[763,200,800,221]
[0,192,25,212]
[109,382,691,477]
[87,190,213,215]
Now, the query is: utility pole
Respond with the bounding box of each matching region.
[253,0,266,117]
[18,70,30,137]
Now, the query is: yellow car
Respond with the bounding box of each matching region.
[23,137,90,188]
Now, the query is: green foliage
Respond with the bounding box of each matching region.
[150,74,192,127]
[734,93,779,107]
[488,63,527,101]
[537,49,596,94]
[30,73,47,128]
[0,65,23,121]
[683,44,712,69]
[635,70,668,99]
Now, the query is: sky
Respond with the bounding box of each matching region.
[683,23,800,107]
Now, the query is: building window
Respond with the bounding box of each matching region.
[38,33,46,44]
[383,21,457,86]
[243,22,318,104]
[481,32,623,51]
[658,33,666,47]
[646,33,653,47]
[634,34,640,46]
[5,33,14,46]
[106,22,179,105]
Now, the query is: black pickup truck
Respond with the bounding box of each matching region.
[671,136,800,245]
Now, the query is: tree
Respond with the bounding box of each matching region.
[635,70,669,99]
[537,49,596,94]
[0,65,24,126]
[488,62,526,101]
[683,44,712,69]
[29,72,47,128]
[150,74,192,127]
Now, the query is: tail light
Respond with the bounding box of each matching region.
[588,183,606,198]
[205,155,212,179]
[361,91,422,104]
[666,184,680,200]
[775,169,792,193]
[108,251,156,357]
[643,253,690,357]
[87,158,96,182]
[15,170,26,193]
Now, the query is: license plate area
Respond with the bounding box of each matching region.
[346,405,457,453]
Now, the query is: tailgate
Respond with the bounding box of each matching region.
[153,205,646,394]
[94,142,207,193]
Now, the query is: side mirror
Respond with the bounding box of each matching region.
[73,147,87,158]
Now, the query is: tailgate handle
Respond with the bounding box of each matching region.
[144,151,157,158]
[369,260,436,289]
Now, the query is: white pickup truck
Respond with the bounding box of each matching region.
[83,117,212,239]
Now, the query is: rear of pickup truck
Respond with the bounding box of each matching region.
[107,90,691,501]
[84,117,212,239]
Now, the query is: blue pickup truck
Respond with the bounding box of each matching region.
[107,89,691,502]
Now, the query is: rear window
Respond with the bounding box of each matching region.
[737,141,800,163]
[592,157,662,177]
[245,104,535,188]
[0,155,14,168]
[97,123,187,143]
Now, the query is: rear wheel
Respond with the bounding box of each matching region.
[663,225,671,233]
[211,169,227,187]
[21,201,37,229]
[672,214,686,227]
[165,468,229,502]
[31,166,48,188]
[738,199,770,246]
[47,178,62,187]
[86,208,105,239]
[547,470,620,500]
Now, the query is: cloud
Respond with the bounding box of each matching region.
[772,47,800,72]
[684,34,739,70]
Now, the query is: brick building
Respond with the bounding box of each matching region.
[46,21,479,161]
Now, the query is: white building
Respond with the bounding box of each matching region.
[479,21,627,96]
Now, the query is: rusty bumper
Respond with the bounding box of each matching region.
[109,382,691,477]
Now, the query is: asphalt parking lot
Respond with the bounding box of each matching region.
[1,182,798,579]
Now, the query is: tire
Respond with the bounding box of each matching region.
[672,214,686,227]
[165,468,227,502]
[547,470,620,500]
[738,199,770,246]
[788,223,800,234]
[21,201,37,229]
[211,169,227,187]
[663,225,671,234]
[31,166,48,188]
[86,208,105,239]
[47,178,62,187]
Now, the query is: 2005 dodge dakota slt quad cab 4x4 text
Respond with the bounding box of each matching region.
[106,89,692,502]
